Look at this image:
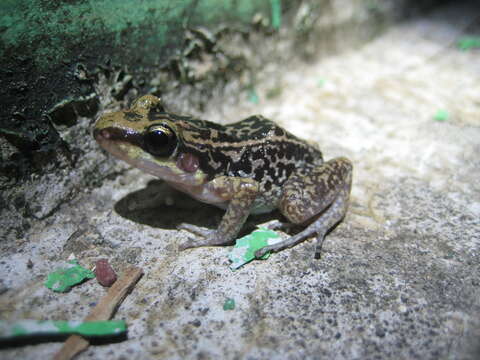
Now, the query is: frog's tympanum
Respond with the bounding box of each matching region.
[94,95,352,258]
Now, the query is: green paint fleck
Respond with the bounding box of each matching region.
[457,37,480,51]
[433,109,449,122]
[11,324,29,336]
[0,320,126,339]
[270,0,282,29]
[266,86,282,99]
[44,260,95,292]
[247,87,260,104]
[57,320,126,337]
[228,228,282,270]
[317,78,326,87]
[223,298,236,310]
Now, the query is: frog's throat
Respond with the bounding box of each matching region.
[96,137,207,186]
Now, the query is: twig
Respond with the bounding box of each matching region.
[53,266,143,360]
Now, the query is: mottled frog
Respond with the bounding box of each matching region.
[94,95,352,258]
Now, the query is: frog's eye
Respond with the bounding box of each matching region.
[144,124,177,157]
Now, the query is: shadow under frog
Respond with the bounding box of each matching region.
[114,180,280,240]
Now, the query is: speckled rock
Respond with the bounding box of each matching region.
[0,2,479,360]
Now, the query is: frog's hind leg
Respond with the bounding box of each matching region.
[255,157,352,259]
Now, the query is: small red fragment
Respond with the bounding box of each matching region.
[95,259,117,287]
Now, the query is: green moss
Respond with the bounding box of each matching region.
[1,0,272,70]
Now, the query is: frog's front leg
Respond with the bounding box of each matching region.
[256,157,352,259]
[178,176,259,250]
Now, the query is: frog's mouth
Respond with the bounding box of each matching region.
[94,127,206,186]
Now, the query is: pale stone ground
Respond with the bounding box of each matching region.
[1,3,479,359]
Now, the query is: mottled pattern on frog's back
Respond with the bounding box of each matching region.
[172,114,324,195]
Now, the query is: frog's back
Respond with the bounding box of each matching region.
[180,115,323,192]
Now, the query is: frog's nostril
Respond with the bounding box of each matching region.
[94,128,112,140]
[100,129,111,139]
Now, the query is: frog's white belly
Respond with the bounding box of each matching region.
[166,179,277,215]
[166,180,227,208]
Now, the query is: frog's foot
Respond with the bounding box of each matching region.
[177,223,231,250]
[254,225,327,259]
[178,223,214,250]
[254,195,344,259]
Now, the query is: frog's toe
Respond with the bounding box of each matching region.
[178,238,193,251]
[178,223,212,238]
[178,237,200,251]
[254,246,272,258]
[259,219,293,231]
[178,224,225,250]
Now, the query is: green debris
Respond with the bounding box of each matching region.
[228,228,282,270]
[0,320,126,340]
[366,0,380,11]
[44,260,95,292]
[317,78,326,87]
[65,320,126,336]
[457,37,480,51]
[223,298,236,311]
[247,87,260,104]
[266,86,282,99]
[433,109,449,122]
[270,0,282,29]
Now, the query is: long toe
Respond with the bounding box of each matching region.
[178,223,212,238]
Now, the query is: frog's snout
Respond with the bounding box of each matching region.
[93,113,125,142]
[93,127,128,143]
[93,124,144,150]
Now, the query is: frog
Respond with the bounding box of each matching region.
[94,95,352,258]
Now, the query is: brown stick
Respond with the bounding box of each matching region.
[53,266,143,360]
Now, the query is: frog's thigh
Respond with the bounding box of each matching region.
[280,157,352,224]
[179,176,259,249]
[258,157,352,257]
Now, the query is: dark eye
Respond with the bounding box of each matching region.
[144,124,177,157]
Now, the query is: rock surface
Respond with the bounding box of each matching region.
[1,2,479,359]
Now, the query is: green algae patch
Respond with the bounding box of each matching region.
[44,260,95,292]
[0,0,273,71]
[228,228,282,270]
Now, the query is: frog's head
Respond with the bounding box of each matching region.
[94,95,206,185]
